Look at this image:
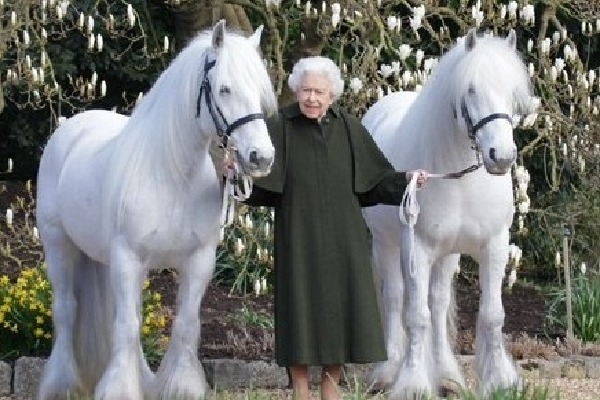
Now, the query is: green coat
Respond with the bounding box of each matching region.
[246,103,407,366]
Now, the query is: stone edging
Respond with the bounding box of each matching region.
[1,355,600,398]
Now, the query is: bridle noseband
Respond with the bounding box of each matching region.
[196,56,265,148]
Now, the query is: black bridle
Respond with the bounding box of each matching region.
[196,57,264,148]
[459,97,512,142]
[444,97,513,179]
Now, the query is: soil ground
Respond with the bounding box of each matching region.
[0,180,564,363]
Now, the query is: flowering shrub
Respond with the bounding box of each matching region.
[0,265,170,361]
[216,205,274,295]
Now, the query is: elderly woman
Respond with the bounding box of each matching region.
[245,56,427,400]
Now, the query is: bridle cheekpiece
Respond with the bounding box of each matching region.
[196,56,265,149]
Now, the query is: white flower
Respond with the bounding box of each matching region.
[101,80,107,97]
[415,49,424,68]
[10,11,16,26]
[521,5,535,25]
[555,58,565,72]
[6,209,13,227]
[386,15,397,32]
[474,10,484,27]
[127,4,135,27]
[245,214,253,230]
[517,197,530,214]
[305,0,311,17]
[261,277,268,293]
[7,159,13,173]
[518,215,524,232]
[507,1,518,19]
[401,70,412,87]
[331,2,341,16]
[331,13,340,28]
[580,262,587,275]
[349,77,363,93]
[97,34,103,51]
[541,38,551,54]
[78,12,84,28]
[588,70,596,87]
[264,222,270,237]
[579,155,585,173]
[254,279,261,296]
[527,38,533,53]
[555,251,561,267]
[33,227,39,240]
[398,44,412,61]
[87,15,94,34]
[23,30,30,46]
[31,68,39,83]
[379,64,394,78]
[163,36,169,53]
[88,33,95,50]
[528,63,535,78]
[235,238,245,255]
[500,4,507,20]
[507,269,517,289]
[563,45,574,61]
[522,113,537,127]
[265,0,281,8]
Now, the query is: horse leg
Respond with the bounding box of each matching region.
[430,254,465,393]
[369,238,404,390]
[390,240,435,400]
[475,232,520,396]
[95,236,146,400]
[38,229,86,400]
[151,245,215,399]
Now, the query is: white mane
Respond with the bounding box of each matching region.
[386,34,532,172]
[103,27,277,237]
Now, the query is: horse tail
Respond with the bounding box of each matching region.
[73,256,113,390]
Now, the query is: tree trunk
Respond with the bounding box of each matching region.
[172,0,252,47]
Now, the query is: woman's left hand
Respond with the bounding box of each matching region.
[406,169,429,188]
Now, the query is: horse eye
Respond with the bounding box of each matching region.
[467,85,476,94]
[219,85,231,95]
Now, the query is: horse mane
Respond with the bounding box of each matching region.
[102,26,277,238]
[389,33,532,171]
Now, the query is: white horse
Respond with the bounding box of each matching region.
[362,30,533,398]
[36,20,277,400]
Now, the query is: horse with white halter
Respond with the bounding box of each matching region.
[362,30,533,398]
[36,21,276,400]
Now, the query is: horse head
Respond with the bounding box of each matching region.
[453,29,531,175]
[197,20,277,177]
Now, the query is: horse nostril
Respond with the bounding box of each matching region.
[249,150,258,165]
[489,148,497,162]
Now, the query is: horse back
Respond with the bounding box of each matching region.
[36,110,129,262]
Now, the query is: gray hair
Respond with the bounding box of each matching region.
[288,56,345,101]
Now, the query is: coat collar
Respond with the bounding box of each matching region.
[281,102,341,120]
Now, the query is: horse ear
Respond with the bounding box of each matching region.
[212,19,226,49]
[507,29,517,50]
[465,29,477,51]
[249,25,264,50]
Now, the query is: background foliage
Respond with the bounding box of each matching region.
[1,0,600,295]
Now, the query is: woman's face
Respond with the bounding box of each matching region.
[297,72,334,120]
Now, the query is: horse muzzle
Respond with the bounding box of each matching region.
[238,148,274,177]
[482,146,517,175]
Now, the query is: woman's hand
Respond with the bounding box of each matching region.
[406,169,428,188]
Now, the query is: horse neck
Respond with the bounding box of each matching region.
[400,95,479,175]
